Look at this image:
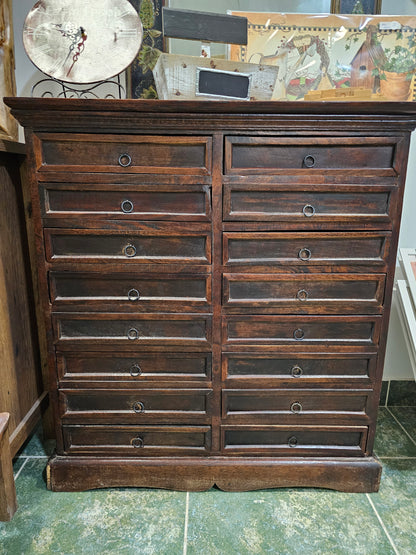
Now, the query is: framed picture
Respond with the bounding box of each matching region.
[0,0,18,140]
[400,249,416,310]
[331,0,381,14]
[397,248,416,380]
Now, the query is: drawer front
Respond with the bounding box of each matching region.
[223,353,376,383]
[222,389,372,422]
[221,425,368,456]
[37,134,212,175]
[63,425,211,455]
[225,136,398,174]
[40,184,211,221]
[223,315,381,347]
[57,352,212,382]
[45,226,211,264]
[53,313,212,347]
[50,272,211,312]
[223,232,390,267]
[223,273,385,314]
[223,184,393,225]
[60,389,212,423]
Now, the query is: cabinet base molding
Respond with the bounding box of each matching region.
[47,455,382,493]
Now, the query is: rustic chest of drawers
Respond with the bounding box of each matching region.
[6,98,416,492]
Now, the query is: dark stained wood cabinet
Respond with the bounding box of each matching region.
[6,98,416,493]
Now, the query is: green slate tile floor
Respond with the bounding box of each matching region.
[1,390,416,554]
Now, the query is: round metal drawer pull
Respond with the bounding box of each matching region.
[288,436,298,447]
[298,248,312,261]
[128,288,140,301]
[133,401,145,413]
[296,289,309,302]
[121,199,134,213]
[302,204,316,217]
[130,364,142,377]
[118,153,132,167]
[303,154,316,168]
[127,328,139,340]
[131,436,144,448]
[290,402,303,414]
[291,365,303,377]
[293,328,305,341]
[124,244,137,258]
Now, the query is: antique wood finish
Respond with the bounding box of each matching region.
[6,98,416,493]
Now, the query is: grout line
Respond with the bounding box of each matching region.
[15,455,49,459]
[13,457,30,481]
[379,456,416,460]
[385,380,391,408]
[183,491,189,555]
[366,494,400,555]
[386,408,416,447]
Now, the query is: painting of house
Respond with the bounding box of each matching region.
[350,26,386,90]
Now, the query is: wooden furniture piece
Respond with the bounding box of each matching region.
[6,98,416,493]
[0,413,17,521]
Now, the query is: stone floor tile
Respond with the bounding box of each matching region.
[373,408,416,458]
[388,407,416,444]
[387,381,416,407]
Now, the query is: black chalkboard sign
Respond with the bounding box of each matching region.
[197,68,251,100]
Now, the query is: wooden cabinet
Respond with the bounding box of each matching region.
[6,98,416,493]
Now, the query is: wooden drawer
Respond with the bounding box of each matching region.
[223,232,390,268]
[223,183,393,226]
[57,352,212,383]
[63,425,212,455]
[223,273,385,314]
[222,353,376,384]
[221,425,368,456]
[53,313,212,348]
[49,271,211,312]
[222,389,372,423]
[225,136,398,174]
[45,225,211,265]
[40,183,212,222]
[60,389,212,424]
[223,315,381,348]
[36,134,212,175]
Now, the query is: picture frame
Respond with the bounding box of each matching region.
[331,0,382,14]
[400,248,416,310]
[0,0,18,140]
[397,247,416,381]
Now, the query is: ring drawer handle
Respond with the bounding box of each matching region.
[288,436,298,447]
[127,328,139,340]
[124,244,137,258]
[130,364,142,377]
[290,402,303,414]
[128,288,140,301]
[293,328,305,341]
[303,154,316,168]
[121,199,134,213]
[118,153,132,167]
[298,248,312,261]
[296,289,309,302]
[133,401,145,413]
[302,204,316,217]
[291,365,303,377]
[131,436,144,448]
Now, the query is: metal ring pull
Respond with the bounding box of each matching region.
[121,199,134,213]
[291,365,303,377]
[130,364,142,377]
[290,402,303,414]
[131,436,144,448]
[296,289,309,302]
[298,248,312,261]
[293,328,305,341]
[303,154,316,168]
[118,153,132,167]
[128,288,140,301]
[302,204,316,217]
[124,244,137,258]
[288,436,298,447]
[133,401,145,413]
[127,328,139,340]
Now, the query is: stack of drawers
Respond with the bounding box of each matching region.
[7,98,416,493]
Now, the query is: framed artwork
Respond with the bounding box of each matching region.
[0,0,18,140]
[397,249,416,380]
[331,0,382,13]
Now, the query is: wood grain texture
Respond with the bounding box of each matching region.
[0,413,17,521]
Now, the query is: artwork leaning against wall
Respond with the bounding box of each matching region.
[0,0,17,140]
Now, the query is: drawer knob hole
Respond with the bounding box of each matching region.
[128,288,140,301]
[303,155,316,168]
[124,244,137,258]
[302,204,315,217]
[298,248,312,261]
[121,200,134,213]
[296,289,309,302]
[127,328,139,340]
[291,365,303,377]
[288,436,298,447]
[290,402,303,414]
[133,401,145,413]
[118,153,132,167]
[130,364,142,377]
[131,436,144,448]
[293,328,305,341]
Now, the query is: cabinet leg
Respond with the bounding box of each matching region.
[0,413,18,521]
